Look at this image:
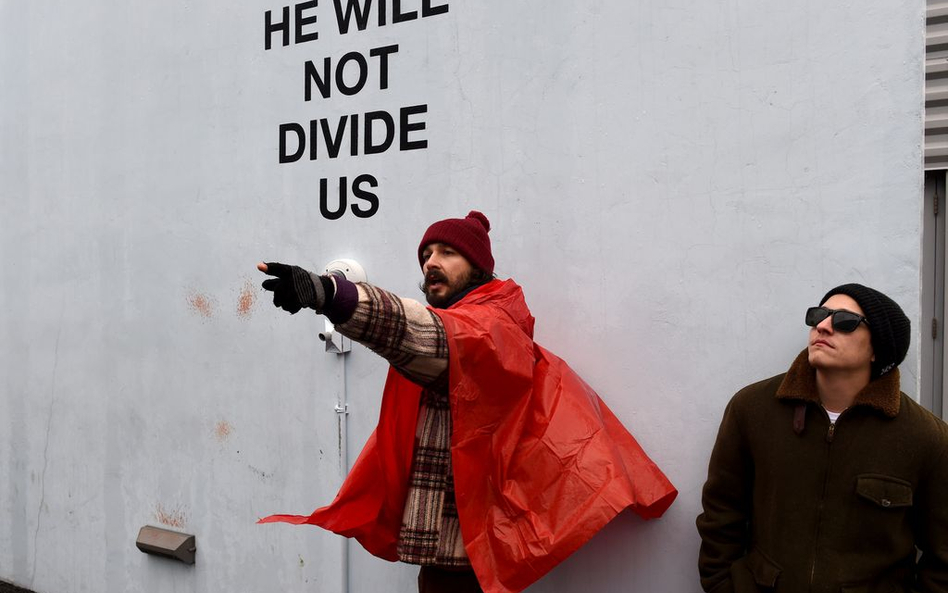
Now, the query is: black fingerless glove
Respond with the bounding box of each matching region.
[261,262,336,314]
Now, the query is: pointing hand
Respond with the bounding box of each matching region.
[258,261,327,314]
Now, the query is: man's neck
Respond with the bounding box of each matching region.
[438,278,492,309]
[815,368,871,413]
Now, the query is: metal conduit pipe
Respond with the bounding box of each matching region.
[322,258,365,593]
[337,352,350,593]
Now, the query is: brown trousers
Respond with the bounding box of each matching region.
[417,566,484,593]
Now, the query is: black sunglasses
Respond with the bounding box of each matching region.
[805,307,869,333]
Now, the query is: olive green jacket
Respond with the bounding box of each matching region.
[697,351,948,593]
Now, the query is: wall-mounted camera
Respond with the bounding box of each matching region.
[319,259,366,354]
[324,258,367,283]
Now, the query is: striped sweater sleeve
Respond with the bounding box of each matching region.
[333,282,448,387]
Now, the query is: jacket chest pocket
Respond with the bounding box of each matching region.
[851,474,914,554]
[855,474,913,509]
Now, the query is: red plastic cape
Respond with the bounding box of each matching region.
[259,279,677,593]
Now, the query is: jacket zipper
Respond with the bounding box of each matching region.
[809,408,846,589]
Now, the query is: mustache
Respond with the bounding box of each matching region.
[423,270,448,290]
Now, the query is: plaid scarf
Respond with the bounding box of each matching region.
[337,283,469,567]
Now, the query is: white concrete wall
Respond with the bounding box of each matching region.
[0,1,923,592]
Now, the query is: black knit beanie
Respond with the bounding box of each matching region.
[819,283,911,379]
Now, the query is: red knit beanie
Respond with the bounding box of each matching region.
[418,211,494,274]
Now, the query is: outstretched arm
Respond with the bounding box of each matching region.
[258,261,447,387]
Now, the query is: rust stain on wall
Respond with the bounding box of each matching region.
[155,503,187,528]
[237,280,256,319]
[214,420,232,442]
[187,292,214,318]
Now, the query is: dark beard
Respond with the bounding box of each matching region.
[420,269,473,308]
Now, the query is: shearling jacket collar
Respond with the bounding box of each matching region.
[775,349,901,418]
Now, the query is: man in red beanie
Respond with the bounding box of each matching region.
[256,211,677,593]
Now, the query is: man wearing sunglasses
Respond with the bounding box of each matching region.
[697,283,948,593]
